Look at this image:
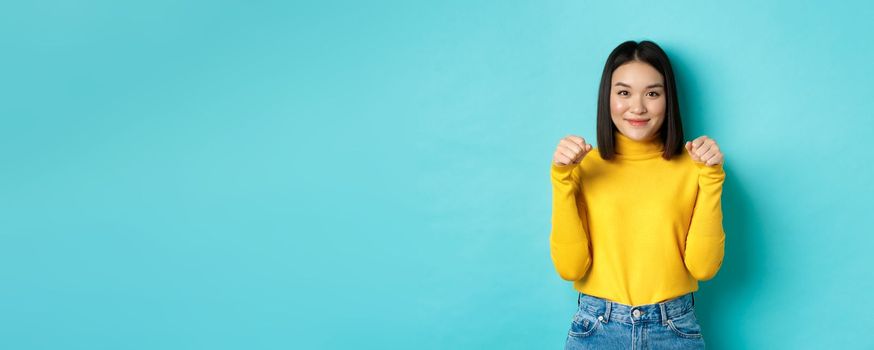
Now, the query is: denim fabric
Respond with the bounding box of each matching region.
[565,292,705,350]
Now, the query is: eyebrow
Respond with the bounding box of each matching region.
[614,82,664,89]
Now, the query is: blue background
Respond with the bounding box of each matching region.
[2,1,872,349]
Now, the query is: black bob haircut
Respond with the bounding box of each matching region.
[596,40,684,161]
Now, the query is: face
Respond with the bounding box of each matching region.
[610,61,667,141]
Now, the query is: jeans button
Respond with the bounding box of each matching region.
[632,309,641,318]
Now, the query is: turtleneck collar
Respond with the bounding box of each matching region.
[614,130,664,157]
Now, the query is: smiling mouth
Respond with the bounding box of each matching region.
[625,118,650,126]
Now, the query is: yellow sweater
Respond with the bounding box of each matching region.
[549,130,726,306]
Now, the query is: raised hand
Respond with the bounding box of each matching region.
[553,135,593,166]
[685,135,724,166]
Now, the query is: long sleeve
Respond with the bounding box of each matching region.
[683,161,727,281]
[549,162,592,281]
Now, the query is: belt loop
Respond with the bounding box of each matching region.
[691,292,695,307]
[578,292,581,307]
[603,300,612,323]
[659,302,668,326]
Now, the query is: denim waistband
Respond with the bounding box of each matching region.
[577,292,696,325]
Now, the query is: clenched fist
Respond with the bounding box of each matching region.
[685,135,724,166]
[553,135,593,166]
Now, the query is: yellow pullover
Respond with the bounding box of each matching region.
[549,130,726,306]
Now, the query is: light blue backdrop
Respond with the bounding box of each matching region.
[2,1,872,349]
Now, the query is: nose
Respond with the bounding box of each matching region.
[629,97,647,114]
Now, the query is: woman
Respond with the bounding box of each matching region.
[550,40,726,350]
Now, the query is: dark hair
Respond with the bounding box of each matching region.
[596,40,684,161]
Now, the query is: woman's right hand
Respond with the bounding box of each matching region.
[553,135,593,166]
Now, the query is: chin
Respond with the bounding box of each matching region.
[620,128,653,140]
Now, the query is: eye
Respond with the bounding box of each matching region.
[647,91,661,97]
[617,90,629,96]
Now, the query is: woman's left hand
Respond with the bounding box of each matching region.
[685,136,724,166]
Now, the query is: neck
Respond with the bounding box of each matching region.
[614,130,664,156]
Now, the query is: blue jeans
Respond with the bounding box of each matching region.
[565,292,706,350]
